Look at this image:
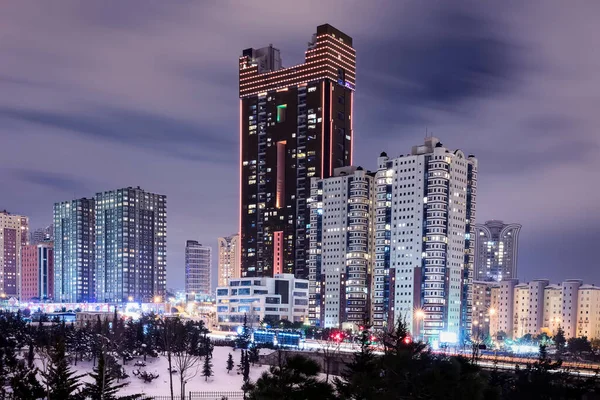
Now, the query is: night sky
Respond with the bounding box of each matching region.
[1,1,598,291]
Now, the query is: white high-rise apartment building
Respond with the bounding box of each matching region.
[307,166,375,328]
[373,137,478,343]
[217,234,240,288]
[474,220,521,282]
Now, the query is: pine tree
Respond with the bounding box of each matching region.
[83,350,145,400]
[242,350,250,383]
[40,339,85,400]
[202,353,213,381]
[236,314,251,349]
[554,326,567,355]
[334,329,382,399]
[10,360,45,400]
[226,353,234,374]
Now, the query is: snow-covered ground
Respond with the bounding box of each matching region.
[37,346,272,397]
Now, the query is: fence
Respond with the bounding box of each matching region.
[145,391,244,400]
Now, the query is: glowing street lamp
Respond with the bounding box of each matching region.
[128,296,134,302]
[415,309,425,340]
[154,296,161,303]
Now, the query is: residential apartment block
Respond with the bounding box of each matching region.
[308,166,375,328]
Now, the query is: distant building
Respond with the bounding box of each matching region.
[561,279,583,339]
[95,187,166,303]
[577,285,600,339]
[215,274,309,331]
[543,284,562,335]
[308,166,375,328]
[0,210,29,298]
[497,279,519,338]
[185,240,211,297]
[217,234,240,288]
[473,220,521,282]
[30,224,54,245]
[21,242,54,301]
[53,198,95,302]
[472,281,499,340]
[494,278,600,340]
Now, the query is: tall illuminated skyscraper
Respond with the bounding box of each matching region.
[473,220,521,282]
[95,187,166,303]
[54,198,95,302]
[239,24,356,279]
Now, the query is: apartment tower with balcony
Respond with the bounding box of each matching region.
[307,166,375,328]
[373,137,478,344]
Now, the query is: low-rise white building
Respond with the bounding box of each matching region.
[215,274,309,331]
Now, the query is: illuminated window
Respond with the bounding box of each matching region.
[277,104,287,123]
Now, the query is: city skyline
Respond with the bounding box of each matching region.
[1,2,599,290]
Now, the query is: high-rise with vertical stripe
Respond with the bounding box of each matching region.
[239,24,355,279]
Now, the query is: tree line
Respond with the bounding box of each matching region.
[0,310,216,400]
[244,319,600,400]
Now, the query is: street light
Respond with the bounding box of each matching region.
[154,296,161,303]
[128,296,134,302]
[415,309,425,341]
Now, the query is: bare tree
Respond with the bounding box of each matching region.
[160,318,177,400]
[173,349,201,400]
[316,339,340,383]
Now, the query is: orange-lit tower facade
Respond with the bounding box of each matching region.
[239,24,355,278]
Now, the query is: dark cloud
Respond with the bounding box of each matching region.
[524,114,581,134]
[360,4,523,122]
[0,106,235,163]
[9,169,90,194]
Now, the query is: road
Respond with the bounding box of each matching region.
[208,331,600,377]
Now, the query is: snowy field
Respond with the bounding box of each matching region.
[36,346,272,397]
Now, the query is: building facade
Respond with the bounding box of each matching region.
[185,240,212,297]
[0,210,29,297]
[577,285,600,339]
[216,273,309,330]
[217,234,240,288]
[473,220,521,282]
[239,24,355,279]
[308,166,375,328]
[30,224,54,245]
[543,284,562,335]
[492,279,600,340]
[562,279,583,339]
[21,242,54,301]
[53,198,95,302]
[95,187,166,303]
[472,281,499,340]
[373,137,478,344]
